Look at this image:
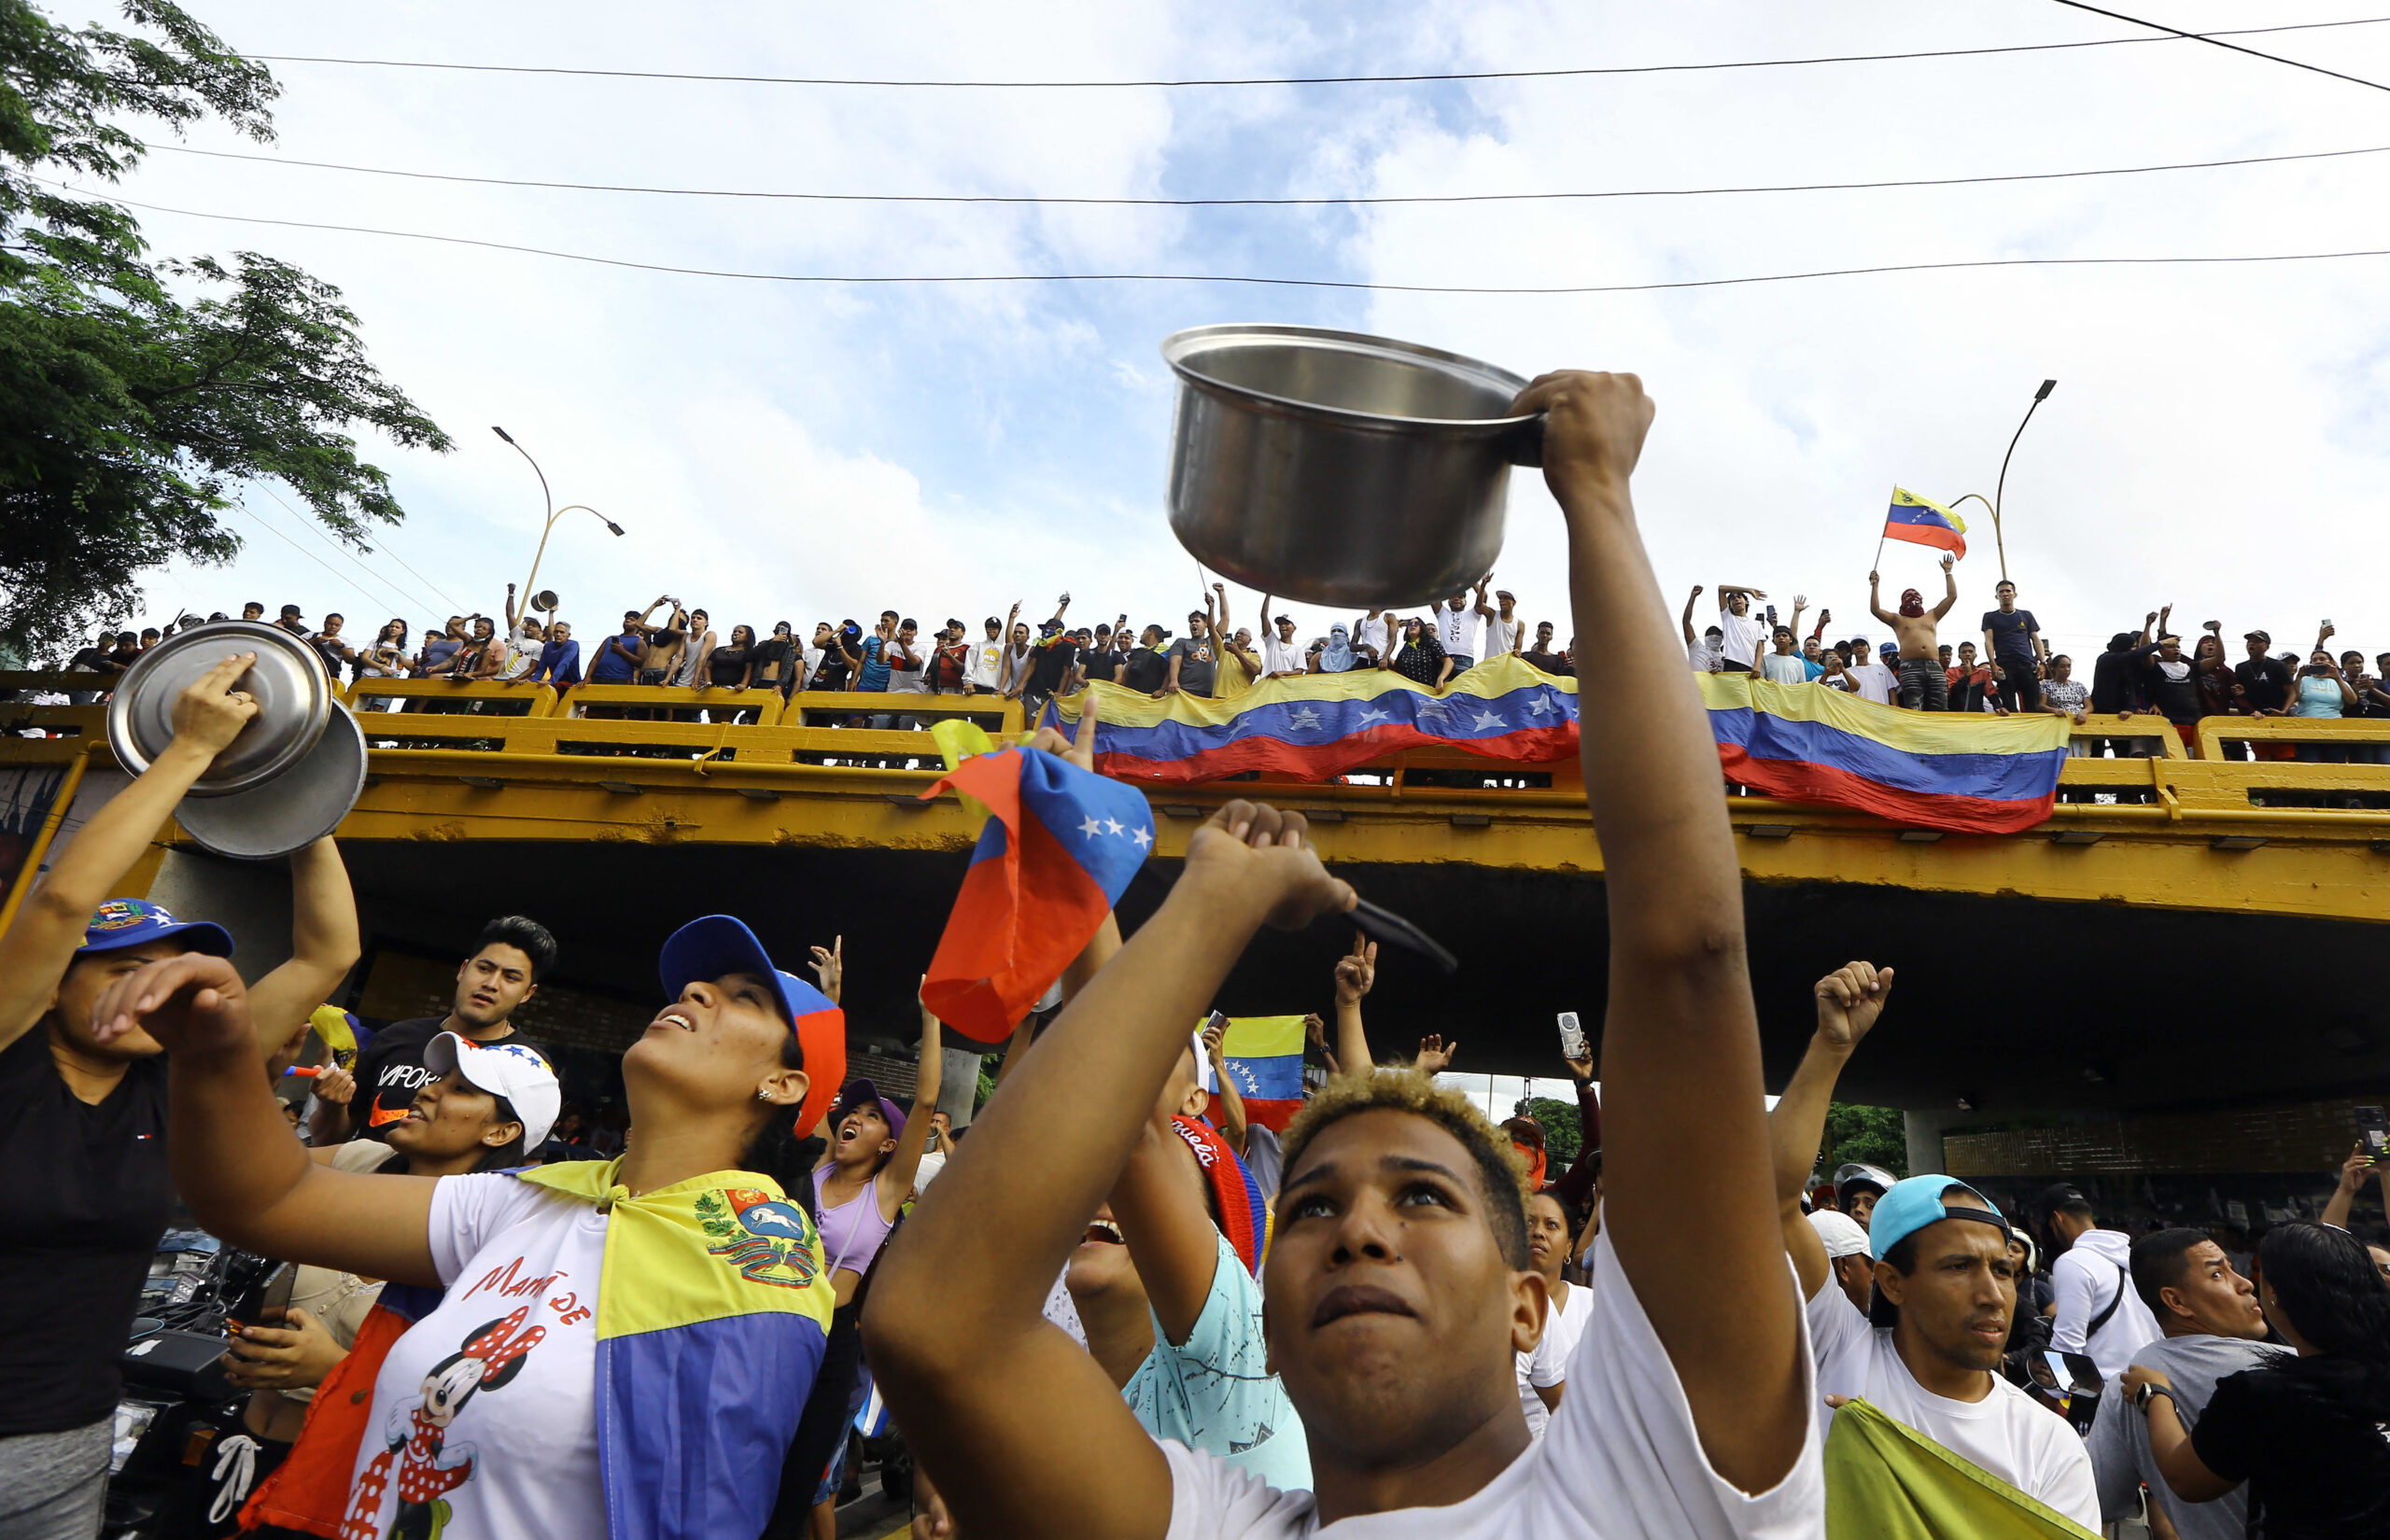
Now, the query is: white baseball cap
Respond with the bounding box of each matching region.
[424,1031,560,1151]
[1807,1207,1873,1261]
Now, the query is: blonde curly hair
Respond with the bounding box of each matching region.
[1278,1067,1534,1269]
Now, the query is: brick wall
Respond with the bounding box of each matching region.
[1945,1097,2373,1178]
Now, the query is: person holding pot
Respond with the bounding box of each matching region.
[0,651,362,1539]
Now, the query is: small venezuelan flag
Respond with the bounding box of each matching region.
[1883,486,1967,560]
[919,746,1154,1043]
[1216,1015,1308,1133]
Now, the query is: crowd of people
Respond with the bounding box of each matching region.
[7,375,2388,1540]
[1684,559,2390,761]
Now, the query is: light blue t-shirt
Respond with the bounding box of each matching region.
[1123,1232,1310,1491]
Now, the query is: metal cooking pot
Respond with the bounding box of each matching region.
[1161,324,1543,609]
[105,620,367,860]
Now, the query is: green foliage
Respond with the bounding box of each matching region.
[0,0,449,655]
[975,1066,997,1116]
[1522,1096,1582,1170]
[1823,1102,1908,1179]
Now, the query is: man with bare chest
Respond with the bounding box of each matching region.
[1869,554,1957,710]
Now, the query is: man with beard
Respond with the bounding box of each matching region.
[1867,554,1957,710]
[316,917,557,1142]
[1772,960,2097,1529]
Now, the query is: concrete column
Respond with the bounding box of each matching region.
[938,1047,983,1127]
[1904,1108,1953,1178]
[145,847,297,983]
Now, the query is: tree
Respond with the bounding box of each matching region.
[0,0,448,657]
[1823,1101,1907,1178]
[1521,1095,1582,1170]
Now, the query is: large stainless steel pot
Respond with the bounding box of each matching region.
[1162,324,1543,609]
[105,620,367,861]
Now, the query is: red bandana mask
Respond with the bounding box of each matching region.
[1898,589,1925,618]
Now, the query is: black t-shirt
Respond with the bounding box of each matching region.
[2090,648,2143,715]
[2237,654,2295,713]
[348,1016,549,1138]
[1121,645,1170,693]
[0,1028,174,1434]
[1521,647,1574,678]
[1082,647,1127,684]
[2135,645,2204,724]
[65,647,120,674]
[2192,1356,2390,1539]
[749,636,794,683]
[1026,638,1080,695]
[810,642,853,691]
[1166,637,1218,696]
[1980,609,2039,663]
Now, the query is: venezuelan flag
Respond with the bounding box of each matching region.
[1052,655,1578,785]
[1044,658,2068,835]
[1703,675,2070,833]
[1884,486,1967,559]
[918,746,1156,1043]
[1217,1015,1308,1133]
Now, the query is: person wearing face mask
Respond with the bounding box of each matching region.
[206,1038,562,1535]
[1308,623,1361,675]
[99,915,845,1540]
[2085,1229,2285,1540]
[0,655,360,1540]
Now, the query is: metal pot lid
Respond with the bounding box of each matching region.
[106,621,332,797]
[174,700,366,861]
[1161,324,1534,433]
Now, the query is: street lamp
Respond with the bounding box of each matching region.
[1948,381,2056,583]
[493,425,624,609]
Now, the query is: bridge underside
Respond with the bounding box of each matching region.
[301,837,2383,1119]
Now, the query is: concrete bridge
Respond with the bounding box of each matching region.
[7,672,2386,1205]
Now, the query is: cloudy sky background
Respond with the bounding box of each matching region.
[50,0,2390,666]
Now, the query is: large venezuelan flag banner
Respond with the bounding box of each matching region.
[1049,656,2069,835]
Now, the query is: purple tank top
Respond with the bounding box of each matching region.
[813,1165,895,1277]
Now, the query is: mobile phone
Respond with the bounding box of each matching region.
[1557,1011,1587,1060]
[2358,1105,2389,1166]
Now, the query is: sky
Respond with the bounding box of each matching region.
[52,1,2390,670]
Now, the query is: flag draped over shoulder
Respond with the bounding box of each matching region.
[918,746,1155,1043]
[1047,659,2069,834]
[1824,1397,2098,1538]
[1216,1015,1308,1132]
[1884,486,1968,559]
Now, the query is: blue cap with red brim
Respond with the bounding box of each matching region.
[659,915,845,1139]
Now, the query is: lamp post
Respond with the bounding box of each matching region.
[1948,381,2057,584]
[494,426,624,609]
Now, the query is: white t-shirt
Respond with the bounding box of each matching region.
[1260,634,1304,677]
[1758,652,1808,685]
[1689,639,1723,673]
[889,639,928,693]
[1847,662,1898,705]
[1716,605,1766,668]
[1805,1277,2097,1530]
[1515,1277,1596,1439]
[1437,603,1483,660]
[1485,615,1523,659]
[1355,615,1398,665]
[1160,1228,1823,1539]
[968,639,1005,692]
[344,1174,603,1540]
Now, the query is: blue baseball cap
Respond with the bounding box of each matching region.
[76,899,233,959]
[1867,1173,2007,1261]
[657,916,844,1138]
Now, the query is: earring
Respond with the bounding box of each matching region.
[756,1089,771,1101]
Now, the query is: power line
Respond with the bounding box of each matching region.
[368,539,467,615]
[227,499,416,617]
[77,182,2390,295]
[149,136,2390,209]
[238,15,2390,90]
[2047,1,2390,96]
[248,481,449,617]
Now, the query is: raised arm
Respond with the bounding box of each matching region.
[1549,1047,1605,1211]
[1769,963,1893,1300]
[1930,555,1958,620]
[1680,587,1703,647]
[243,838,362,1056]
[0,653,258,1057]
[1202,1016,1248,1156]
[91,951,442,1288]
[2321,1145,2370,1230]
[1472,576,1496,620]
[865,797,1354,1540]
[1521,369,1804,1491]
[877,994,944,1212]
[1866,571,1897,628]
[1330,931,1376,1072]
